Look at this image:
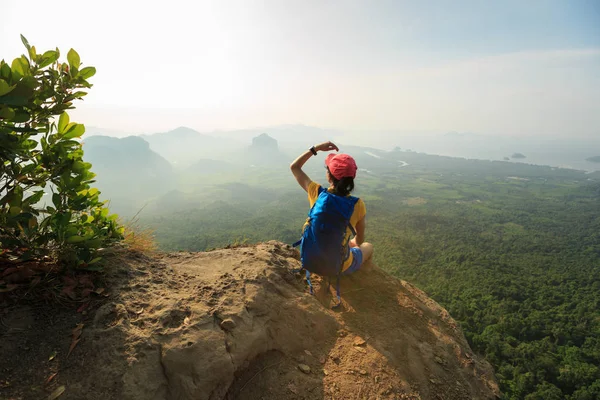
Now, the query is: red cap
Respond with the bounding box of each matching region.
[325,153,357,180]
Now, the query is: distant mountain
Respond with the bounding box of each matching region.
[141,127,240,167]
[214,125,338,147]
[83,135,175,214]
[586,156,600,163]
[511,153,526,159]
[241,133,290,167]
[85,135,171,171]
[252,133,278,150]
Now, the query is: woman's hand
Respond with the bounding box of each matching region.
[315,141,339,153]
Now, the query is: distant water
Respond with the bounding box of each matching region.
[347,133,600,173]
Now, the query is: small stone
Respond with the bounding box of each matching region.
[434,356,444,364]
[375,375,380,383]
[319,356,326,364]
[304,350,313,357]
[353,337,366,346]
[360,370,368,375]
[323,369,329,376]
[298,364,311,374]
[220,318,236,331]
[354,347,367,354]
[287,383,298,394]
[429,378,437,384]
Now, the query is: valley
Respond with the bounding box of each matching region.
[84,129,600,399]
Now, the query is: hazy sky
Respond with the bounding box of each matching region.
[2,0,599,137]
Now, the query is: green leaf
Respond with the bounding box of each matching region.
[66,235,86,243]
[0,80,16,96]
[0,106,15,120]
[10,58,25,78]
[52,193,61,207]
[0,62,11,80]
[19,75,36,89]
[63,123,85,139]
[18,56,30,76]
[58,112,69,133]
[12,109,30,123]
[83,238,102,248]
[24,190,44,206]
[88,257,102,265]
[20,34,31,50]
[9,206,21,216]
[28,45,36,61]
[67,48,81,69]
[79,66,96,79]
[39,50,59,68]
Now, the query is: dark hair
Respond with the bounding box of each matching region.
[327,168,355,196]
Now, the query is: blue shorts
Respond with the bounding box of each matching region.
[342,247,363,275]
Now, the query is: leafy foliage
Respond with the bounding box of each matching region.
[0,36,123,272]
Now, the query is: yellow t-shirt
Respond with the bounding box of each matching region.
[304,181,366,271]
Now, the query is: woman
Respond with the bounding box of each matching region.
[290,141,374,274]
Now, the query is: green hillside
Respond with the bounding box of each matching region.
[138,149,600,399]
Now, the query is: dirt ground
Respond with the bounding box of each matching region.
[0,241,499,400]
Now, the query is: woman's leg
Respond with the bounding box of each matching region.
[359,242,374,263]
[342,242,374,275]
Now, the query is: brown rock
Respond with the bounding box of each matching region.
[220,318,236,331]
[298,364,311,374]
[11,241,499,400]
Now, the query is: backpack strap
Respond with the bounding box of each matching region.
[348,222,357,237]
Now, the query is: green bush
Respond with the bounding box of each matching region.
[0,35,123,270]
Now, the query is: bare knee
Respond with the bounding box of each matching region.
[360,242,374,261]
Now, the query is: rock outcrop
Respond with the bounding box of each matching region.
[0,242,500,400]
[245,134,289,166]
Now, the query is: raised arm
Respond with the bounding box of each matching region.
[290,141,339,192]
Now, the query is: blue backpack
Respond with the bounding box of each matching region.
[293,186,359,307]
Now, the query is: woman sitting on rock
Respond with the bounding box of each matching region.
[290,141,374,278]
